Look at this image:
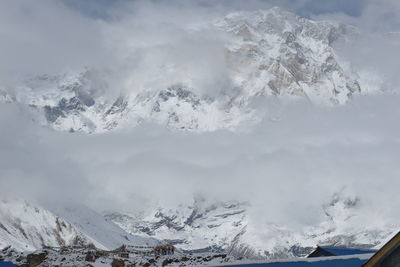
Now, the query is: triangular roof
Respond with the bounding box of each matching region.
[363,231,400,267]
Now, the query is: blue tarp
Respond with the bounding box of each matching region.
[225,257,368,267]
[0,262,16,267]
[223,259,367,267]
[319,246,376,256]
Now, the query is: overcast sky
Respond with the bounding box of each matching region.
[1,0,399,77]
[0,0,399,238]
[63,0,366,18]
[62,0,397,27]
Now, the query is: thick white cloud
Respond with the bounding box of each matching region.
[313,0,400,93]
[315,0,400,32]
[1,94,399,229]
[0,0,110,80]
[0,0,397,91]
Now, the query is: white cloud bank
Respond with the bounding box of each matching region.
[1,94,399,229]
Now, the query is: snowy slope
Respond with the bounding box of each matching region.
[0,8,369,133]
[105,197,248,253]
[43,202,159,250]
[0,199,158,251]
[0,199,89,251]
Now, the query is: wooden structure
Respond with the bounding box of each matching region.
[363,231,400,267]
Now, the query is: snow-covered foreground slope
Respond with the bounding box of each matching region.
[0,7,369,133]
[44,202,159,250]
[106,194,398,260]
[0,245,236,267]
[0,199,158,251]
[0,200,89,251]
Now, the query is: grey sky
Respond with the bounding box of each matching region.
[63,0,366,19]
[61,0,400,34]
[0,0,398,78]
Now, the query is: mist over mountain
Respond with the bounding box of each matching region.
[0,0,399,263]
[0,7,373,133]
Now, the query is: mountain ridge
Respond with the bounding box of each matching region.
[104,193,398,260]
[0,199,158,252]
[0,7,368,133]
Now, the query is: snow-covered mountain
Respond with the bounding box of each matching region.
[105,197,248,254]
[0,199,158,252]
[0,7,365,133]
[105,194,398,260]
[0,6,395,261]
[1,196,396,259]
[43,202,159,250]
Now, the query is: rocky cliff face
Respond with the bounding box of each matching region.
[0,8,364,133]
[216,8,360,104]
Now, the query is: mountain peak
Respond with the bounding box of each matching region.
[0,8,365,133]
